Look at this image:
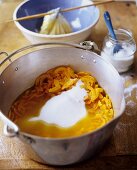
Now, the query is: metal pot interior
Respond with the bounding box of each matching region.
[0,47,124,127]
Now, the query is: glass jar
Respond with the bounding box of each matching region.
[101,28,136,73]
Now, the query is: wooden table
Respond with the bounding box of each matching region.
[0,1,137,169]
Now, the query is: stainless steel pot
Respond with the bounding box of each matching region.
[0,42,125,165]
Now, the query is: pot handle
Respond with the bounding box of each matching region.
[0,111,19,137]
[0,52,9,64]
[80,41,100,53]
[3,124,18,137]
[0,42,100,67]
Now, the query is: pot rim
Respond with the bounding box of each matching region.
[0,42,96,67]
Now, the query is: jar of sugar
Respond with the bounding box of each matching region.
[101,28,136,73]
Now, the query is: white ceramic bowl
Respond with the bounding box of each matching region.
[13,0,100,43]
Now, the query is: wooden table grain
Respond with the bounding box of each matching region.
[0,1,137,169]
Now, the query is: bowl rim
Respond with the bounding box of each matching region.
[13,0,100,38]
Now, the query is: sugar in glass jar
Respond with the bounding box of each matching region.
[101,28,136,73]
